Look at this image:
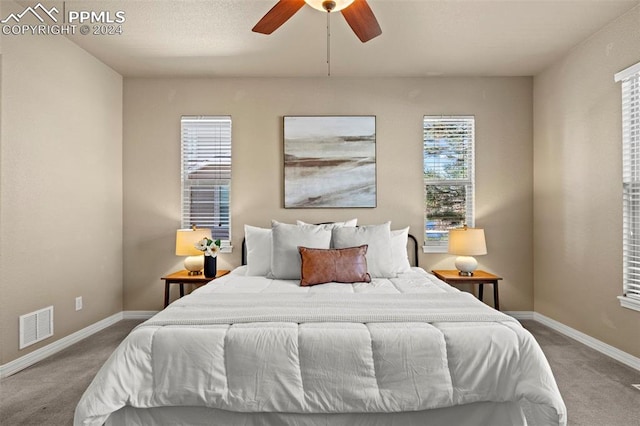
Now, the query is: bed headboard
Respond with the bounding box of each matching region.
[407,233,419,267]
[241,232,419,268]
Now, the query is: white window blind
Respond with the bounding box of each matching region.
[617,62,640,310]
[423,116,475,253]
[181,116,232,245]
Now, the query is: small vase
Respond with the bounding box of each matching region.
[203,255,217,278]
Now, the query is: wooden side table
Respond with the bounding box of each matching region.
[161,269,230,307]
[431,270,503,310]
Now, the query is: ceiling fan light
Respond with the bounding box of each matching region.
[304,0,355,12]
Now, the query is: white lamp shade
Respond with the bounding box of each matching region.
[175,228,211,256]
[304,0,355,12]
[448,227,487,256]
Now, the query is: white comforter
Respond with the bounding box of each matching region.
[74,267,566,426]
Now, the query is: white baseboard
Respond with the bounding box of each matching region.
[504,311,534,320]
[2,309,638,379]
[0,312,123,379]
[533,312,640,372]
[123,310,158,320]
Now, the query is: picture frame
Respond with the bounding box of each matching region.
[283,116,377,208]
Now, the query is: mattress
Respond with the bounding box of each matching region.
[74,267,566,426]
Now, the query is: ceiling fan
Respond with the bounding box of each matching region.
[252,0,382,43]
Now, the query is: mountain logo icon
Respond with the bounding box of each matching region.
[1,3,59,24]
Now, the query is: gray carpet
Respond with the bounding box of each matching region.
[522,321,640,426]
[0,320,142,426]
[0,319,639,425]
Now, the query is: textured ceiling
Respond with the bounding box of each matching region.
[53,0,640,77]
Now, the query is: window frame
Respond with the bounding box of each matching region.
[180,115,232,252]
[616,61,640,312]
[422,115,476,253]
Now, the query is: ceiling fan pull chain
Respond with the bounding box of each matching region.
[327,10,331,76]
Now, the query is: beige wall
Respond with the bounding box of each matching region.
[533,6,640,357]
[0,0,636,370]
[0,1,123,364]
[123,77,533,312]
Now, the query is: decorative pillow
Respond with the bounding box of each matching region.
[271,221,332,280]
[299,245,371,286]
[391,227,412,273]
[244,225,272,276]
[332,222,395,278]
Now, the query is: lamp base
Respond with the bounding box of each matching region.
[455,255,478,276]
[184,255,204,275]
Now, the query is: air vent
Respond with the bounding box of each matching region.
[19,306,53,349]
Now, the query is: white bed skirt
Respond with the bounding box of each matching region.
[108,401,534,426]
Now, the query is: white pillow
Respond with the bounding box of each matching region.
[391,227,411,274]
[296,219,358,247]
[296,219,358,228]
[244,225,272,276]
[271,221,332,280]
[332,222,395,278]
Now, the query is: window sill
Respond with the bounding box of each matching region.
[423,246,447,254]
[618,296,640,312]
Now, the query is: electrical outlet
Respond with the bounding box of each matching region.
[75,297,83,311]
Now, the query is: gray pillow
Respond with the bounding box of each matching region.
[332,222,395,278]
[270,221,332,280]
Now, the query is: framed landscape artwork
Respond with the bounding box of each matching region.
[284,116,376,208]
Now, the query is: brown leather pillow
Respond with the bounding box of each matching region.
[298,245,371,286]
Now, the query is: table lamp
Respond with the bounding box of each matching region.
[448,225,487,276]
[175,227,212,275]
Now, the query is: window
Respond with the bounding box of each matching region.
[616,62,640,311]
[181,116,232,249]
[423,116,475,253]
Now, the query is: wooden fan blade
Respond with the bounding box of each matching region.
[341,0,382,43]
[252,0,306,34]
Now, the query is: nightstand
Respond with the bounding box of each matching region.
[431,270,503,310]
[161,269,230,307]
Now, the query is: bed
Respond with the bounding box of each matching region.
[74,221,566,426]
